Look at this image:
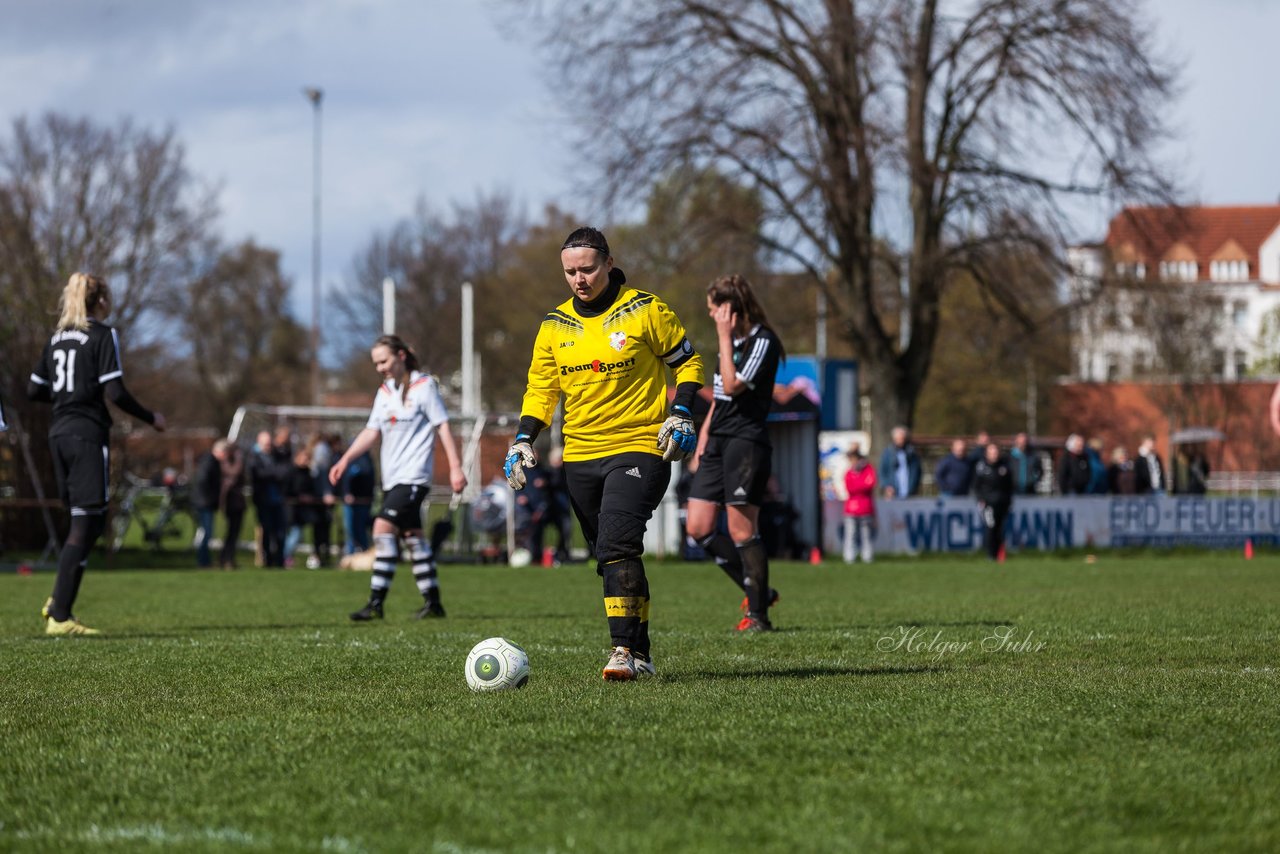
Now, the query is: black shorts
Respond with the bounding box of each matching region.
[689,435,771,506]
[563,452,671,564]
[51,433,110,513]
[376,483,428,531]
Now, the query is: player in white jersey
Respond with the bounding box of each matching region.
[329,335,467,621]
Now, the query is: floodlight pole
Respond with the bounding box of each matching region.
[461,281,476,416]
[304,86,324,405]
[382,276,396,335]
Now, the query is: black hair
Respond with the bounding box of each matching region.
[561,226,610,257]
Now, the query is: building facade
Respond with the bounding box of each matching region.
[1069,205,1280,381]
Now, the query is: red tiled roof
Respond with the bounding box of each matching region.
[1104,205,1280,275]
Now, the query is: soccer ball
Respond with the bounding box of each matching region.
[465,637,530,691]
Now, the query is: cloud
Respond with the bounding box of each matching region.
[0,0,569,318]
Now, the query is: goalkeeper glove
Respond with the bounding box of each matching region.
[503,436,537,489]
[656,404,696,462]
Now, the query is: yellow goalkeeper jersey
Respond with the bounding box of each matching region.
[521,286,704,462]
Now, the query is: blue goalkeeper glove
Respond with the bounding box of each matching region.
[504,436,537,490]
[656,405,696,462]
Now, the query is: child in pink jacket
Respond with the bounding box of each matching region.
[843,448,877,563]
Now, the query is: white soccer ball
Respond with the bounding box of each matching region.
[465,637,531,691]
[509,547,532,568]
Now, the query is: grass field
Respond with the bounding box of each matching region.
[2,552,1278,853]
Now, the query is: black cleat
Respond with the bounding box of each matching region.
[413,602,446,620]
[350,601,384,621]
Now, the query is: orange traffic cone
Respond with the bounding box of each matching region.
[997,545,1006,563]
[809,546,822,565]
[1244,538,1254,560]
[542,546,556,567]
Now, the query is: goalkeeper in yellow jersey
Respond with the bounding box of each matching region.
[505,227,704,681]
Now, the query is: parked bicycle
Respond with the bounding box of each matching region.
[110,470,194,553]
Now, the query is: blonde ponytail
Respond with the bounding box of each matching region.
[56,273,109,331]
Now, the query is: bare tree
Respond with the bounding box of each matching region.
[0,113,218,417]
[517,0,1177,448]
[173,241,310,428]
[332,192,545,409]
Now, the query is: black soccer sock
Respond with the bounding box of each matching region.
[602,557,648,655]
[50,514,100,621]
[698,532,746,590]
[736,536,770,618]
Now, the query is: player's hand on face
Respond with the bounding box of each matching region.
[712,302,736,334]
[152,412,167,432]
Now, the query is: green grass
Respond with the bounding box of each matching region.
[2,553,1278,853]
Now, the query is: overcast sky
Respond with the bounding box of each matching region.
[2,0,1278,324]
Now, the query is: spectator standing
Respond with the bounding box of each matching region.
[340,447,376,555]
[1175,445,1210,495]
[967,430,990,466]
[514,456,550,555]
[273,424,294,461]
[533,446,574,564]
[284,446,319,567]
[972,443,1014,560]
[248,430,288,567]
[306,432,336,567]
[1107,447,1138,495]
[842,448,876,563]
[192,441,222,568]
[1057,434,1092,495]
[1136,436,1166,494]
[1008,432,1043,495]
[217,440,246,569]
[878,425,922,499]
[1085,437,1108,494]
[758,476,801,559]
[935,439,973,496]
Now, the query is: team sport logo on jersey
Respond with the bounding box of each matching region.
[608,331,627,352]
[560,356,637,376]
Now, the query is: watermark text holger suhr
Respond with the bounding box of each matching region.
[877,625,1047,661]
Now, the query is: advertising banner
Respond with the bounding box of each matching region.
[823,495,1280,555]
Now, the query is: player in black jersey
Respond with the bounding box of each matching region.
[28,273,165,636]
[685,275,786,631]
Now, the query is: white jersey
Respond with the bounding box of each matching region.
[367,371,450,490]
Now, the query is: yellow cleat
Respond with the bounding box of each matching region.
[45,617,101,637]
[41,597,53,620]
